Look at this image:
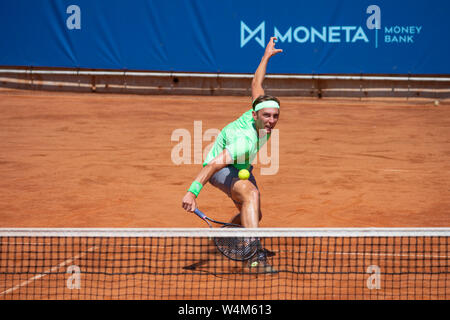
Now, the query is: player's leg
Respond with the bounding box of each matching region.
[229,184,275,272]
[230,180,261,228]
[209,165,261,227]
[230,201,262,226]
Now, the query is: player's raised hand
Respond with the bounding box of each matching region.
[264,37,283,58]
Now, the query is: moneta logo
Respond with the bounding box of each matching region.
[239,5,423,49]
[240,20,370,47]
[240,21,265,48]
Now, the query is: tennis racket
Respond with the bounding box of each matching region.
[192,208,259,261]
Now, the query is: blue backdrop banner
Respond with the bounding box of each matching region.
[0,0,449,74]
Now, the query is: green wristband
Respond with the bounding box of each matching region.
[188,181,203,197]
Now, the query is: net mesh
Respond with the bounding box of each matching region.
[0,228,448,300]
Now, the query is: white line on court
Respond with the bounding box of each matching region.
[0,246,98,297]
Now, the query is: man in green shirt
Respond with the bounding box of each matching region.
[182,38,282,271]
[182,37,282,227]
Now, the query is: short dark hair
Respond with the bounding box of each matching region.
[252,95,280,110]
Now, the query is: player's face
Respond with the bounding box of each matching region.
[253,108,280,135]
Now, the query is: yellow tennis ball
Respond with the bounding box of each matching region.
[238,169,250,180]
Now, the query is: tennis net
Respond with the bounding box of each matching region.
[0,228,448,300]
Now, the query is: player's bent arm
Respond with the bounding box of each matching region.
[182,149,232,212]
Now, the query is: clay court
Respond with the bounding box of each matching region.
[0,88,448,228]
[0,88,449,300]
[1,0,449,305]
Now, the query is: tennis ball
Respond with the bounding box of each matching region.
[434,100,440,106]
[238,169,250,180]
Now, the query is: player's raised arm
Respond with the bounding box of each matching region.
[251,37,283,102]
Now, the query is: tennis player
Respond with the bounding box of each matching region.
[182,37,282,271]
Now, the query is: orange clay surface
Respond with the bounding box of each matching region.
[0,88,449,228]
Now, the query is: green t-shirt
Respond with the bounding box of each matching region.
[203,109,270,170]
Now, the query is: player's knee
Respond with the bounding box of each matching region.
[245,187,260,203]
[232,181,259,203]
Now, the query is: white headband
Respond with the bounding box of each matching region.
[254,100,280,112]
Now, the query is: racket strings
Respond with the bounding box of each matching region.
[214,236,260,261]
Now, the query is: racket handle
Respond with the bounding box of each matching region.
[193,208,207,220]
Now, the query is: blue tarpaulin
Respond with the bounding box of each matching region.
[0,0,448,74]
